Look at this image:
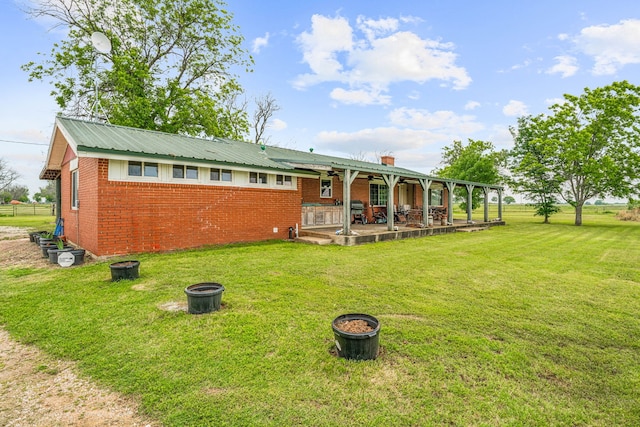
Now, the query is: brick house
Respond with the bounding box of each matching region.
[40,117,503,256]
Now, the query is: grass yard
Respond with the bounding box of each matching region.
[0,206,639,426]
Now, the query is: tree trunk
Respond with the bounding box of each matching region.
[574,203,583,226]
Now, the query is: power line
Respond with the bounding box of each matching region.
[0,139,48,146]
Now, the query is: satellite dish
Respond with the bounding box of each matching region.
[91,31,112,54]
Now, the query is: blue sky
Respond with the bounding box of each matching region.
[2,0,639,199]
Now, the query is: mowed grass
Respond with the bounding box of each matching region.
[0,206,639,426]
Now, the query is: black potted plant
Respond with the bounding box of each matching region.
[70,248,86,265]
[332,313,381,360]
[109,260,140,281]
[47,239,73,264]
[185,283,225,314]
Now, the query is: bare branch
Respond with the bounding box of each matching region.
[252,92,280,144]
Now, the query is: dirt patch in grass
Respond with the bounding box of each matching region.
[0,227,158,426]
[0,330,158,427]
[0,237,53,269]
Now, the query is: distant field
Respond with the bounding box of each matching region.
[0,203,54,217]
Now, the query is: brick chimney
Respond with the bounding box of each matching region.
[381,155,395,166]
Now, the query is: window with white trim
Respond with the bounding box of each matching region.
[186,166,198,179]
[173,165,185,179]
[71,169,79,209]
[128,161,158,177]
[320,179,332,198]
[276,175,292,186]
[250,172,268,184]
[210,168,233,182]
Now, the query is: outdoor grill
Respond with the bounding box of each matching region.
[350,200,367,224]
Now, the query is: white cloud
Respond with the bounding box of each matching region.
[270,118,287,131]
[293,14,471,103]
[573,19,640,75]
[545,97,566,106]
[388,107,484,134]
[502,100,528,117]
[313,107,484,155]
[330,88,391,105]
[252,32,270,53]
[546,55,579,78]
[316,127,445,153]
[464,101,480,110]
[293,15,354,88]
[356,16,399,41]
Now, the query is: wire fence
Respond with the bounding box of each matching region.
[0,204,55,216]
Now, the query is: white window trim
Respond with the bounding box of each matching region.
[320,178,333,198]
[107,160,299,190]
[71,169,79,210]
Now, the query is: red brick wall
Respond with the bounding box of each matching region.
[72,159,305,256]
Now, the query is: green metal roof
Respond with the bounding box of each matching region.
[47,116,502,189]
[57,116,300,172]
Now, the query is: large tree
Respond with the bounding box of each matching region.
[0,158,20,193]
[509,81,640,225]
[433,139,506,210]
[22,0,253,139]
[34,180,57,203]
[508,115,565,223]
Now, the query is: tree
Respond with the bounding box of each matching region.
[22,0,253,139]
[0,158,20,193]
[34,181,57,202]
[508,115,564,223]
[508,81,640,225]
[1,185,29,203]
[433,139,506,211]
[252,93,281,144]
[503,196,516,205]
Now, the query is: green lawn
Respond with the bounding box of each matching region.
[0,207,639,426]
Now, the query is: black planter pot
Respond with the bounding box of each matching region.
[48,247,73,263]
[332,313,381,361]
[29,231,47,243]
[40,242,58,258]
[110,260,140,281]
[71,249,86,265]
[185,283,225,314]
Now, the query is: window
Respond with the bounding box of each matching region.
[128,161,158,177]
[128,161,142,176]
[71,170,79,209]
[369,183,388,206]
[210,168,233,182]
[144,163,158,177]
[186,166,198,179]
[429,189,443,205]
[250,172,267,184]
[276,175,292,186]
[320,179,332,198]
[173,165,184,179]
